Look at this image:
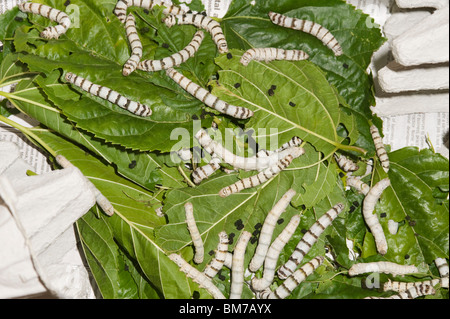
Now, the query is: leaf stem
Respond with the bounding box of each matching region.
[178,164,196,188]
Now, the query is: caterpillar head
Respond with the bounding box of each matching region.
[268,11,277,21]
[163,15,176,27]
[65,72,74,81]
[239,53,252,66]
[218,44,229,54]
[218,187,231,198]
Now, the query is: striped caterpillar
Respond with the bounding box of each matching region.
[218,148,305,198]
[19,2,71,39]
[164,13,228,54]
[335,154,359,172]
[251,215,301,291]
[137,31,204,72]
[64,72,152,117]
[185,202,204,264]
[277,203,345,279]
[370,125,390,173]
[367,284,435,299]
[256,136,303,158]
[435,258,449,278]
[192,156,221,185]
[348,261,419,277]
[240,48,309,66]
[114,0,184,24]
[268,11,343,56]
[166,68,253,119]
[203,231,229,279]
[229,231,252,299]
[362,177,390,255]
[195,129,301,171]
[249,189,297,272]
[260,256,324,299]
[346,176,370,195]
[55,155,114,216]
[383,277,449,293]
[168,253,226,299]
[123,14,143,76]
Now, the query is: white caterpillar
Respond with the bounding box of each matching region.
[114,0,184,24]
[218,149,304,198]
[137,31,204,72]
[203,231,229,279]
[195,129,300,171]
[256,136,303,158]
[435,258,449,278]
[348,261,419,277]
[229,231,252,299]
[240,48,309,66]
[335,154,359,172]
[383,277,449,293]
[251,214,301,291]
[185,202,204,264]
[346,176,370,195]
[192,156,221,185]
[123,14,143,76]
[268,11,343,56]
[166,69,253,119]
[19,2,71,39]
[370,125,390,173]
[65,72,152,117]
[55,155,114,216]
[168,253,225,299]
[164,13,228,54]
[277,203,345,279]
[362,177,390,255]
[367,284,435,299]
[261,256,324,299]
[249,189,297,272]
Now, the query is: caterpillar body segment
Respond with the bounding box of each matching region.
[362,177,390,255]
[55,155,114,216]
[335,154,359,172]
[169,253,226,299]
[185,202,204,264]
[249,189,297,273]
[123,14,143,76]
[346,176,370,195]
[203,231,229,279]
[251,215,301,291]
[268,11,343,56]
[223,252,233,269]
[277,203,344,280]
[137,30,204,72]
[348,261,419,277]
[229,231,252,299]
[264,256,325,299]
[278,136,303,152]
[164,13,228,53]
[192,156,221,185]
[218,148,304,198]
[64,72,152,117]
[435,258,449,278]
[384,277,449,293]
[370,125,390,173]
[114,0,184,24]
[166,69,253,119]
[19,2,71,39]
[240,48,309,66]
[367,284,435,299]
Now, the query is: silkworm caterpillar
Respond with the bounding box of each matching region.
[348,261,419,277]
[383,277,449,293]
[164,13,228,53]
[137,30,204,72]
[223,252,233,269]
[335,154,359,172]
[388,219,399,235]
[240,48,309,66]
[367,284,435,299]
[185,202,204,264]
[168,253,225,299]
[218,149,304,198]
[346,176,370,195]
[362,177,390,255]
[114,0,184,24]
[64,72,152,117]
[166,69,253,119]
[177,148,192,162]
[435,258,449,278]
[249,189,297,272]
[122,14,143,76]
[195,129,300,171]
[55,155,114,216]
[192,156,221,185]
[229,231,252,299]
[370,125,390,173]
[268,11,343,56]
[203,231,229,279]
[277,203,344,279]
[19,2,71,39]
[263,256,325,299]
[251,215,301,291]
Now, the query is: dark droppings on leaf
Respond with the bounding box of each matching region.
[339,172,345,178]
[289,102,296,107]
[343,63,349,69]
[227,53,233,59]
[405,215,411,221]
[192,291,200,299]
[250,236,258,244]
[64,0,70,6]
[236,224,244,231]
[254,223,262,229]
[192,114,199,120]
[234,83,241,89]
[277,218,284,225]
[301,228,307,234]
[141,27,150,34]
[143,9,150,14]
[268,89,275,96]
[409,220,416,227]
[404,254,410,260]
[234,219,243,227]
[380,213,387,218]
[208,250,214,256]
[252,229,260,236]
[348,206,356,214]
[271,85,277,90]
[228,232,235,244]
[14,16,23,22]
[162,43,170,49]
[128,160,137,169]
[353,201,360,207]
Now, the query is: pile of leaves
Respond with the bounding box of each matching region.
[0,0,448,299]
